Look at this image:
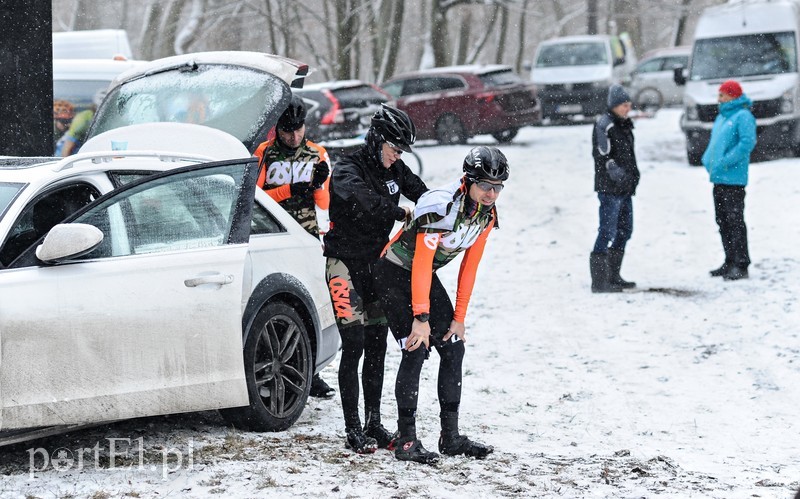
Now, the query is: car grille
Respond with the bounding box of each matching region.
[495,90,537,112]
[696,98,783,122]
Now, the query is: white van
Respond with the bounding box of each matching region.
[52,29,133,60]
[53,58,144,113]
[531,34,637,123]
[677,0,800,165]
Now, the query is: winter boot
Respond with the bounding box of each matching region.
[344,427,378,454]
[607,249,636,288]
[723,265,749,281]
[364,411,398,450]
[309,374,335,399]
[709,262,731,277]
[590,252,623,293]
[438,411,494,459]
[394,416,439,464]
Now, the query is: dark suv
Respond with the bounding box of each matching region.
[381,65,540,144]
[295,81,389,142]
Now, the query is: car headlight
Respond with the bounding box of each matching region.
[781,90,794,114]
[685,95,698,121]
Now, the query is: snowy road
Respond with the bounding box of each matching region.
[1,109,799,498]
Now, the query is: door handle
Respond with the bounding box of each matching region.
[184,274,234,287]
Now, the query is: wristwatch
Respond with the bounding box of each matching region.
[414,313,430,323]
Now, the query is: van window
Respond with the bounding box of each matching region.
[691,32,797,80]
[535,42,608,67]
[479,70,523,87]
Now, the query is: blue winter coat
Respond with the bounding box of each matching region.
[701,95,756,186]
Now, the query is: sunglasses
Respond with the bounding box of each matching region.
[475,181,504,193]
[385,141,404,155]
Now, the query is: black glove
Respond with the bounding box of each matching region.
[290,182,314,198]
[605,159,626,183]
[311,161,330,189]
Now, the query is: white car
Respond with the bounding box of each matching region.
[0,53,337,445]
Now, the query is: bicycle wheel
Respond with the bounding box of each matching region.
[404,151,424,177]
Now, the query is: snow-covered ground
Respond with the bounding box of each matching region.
[1,109,799,498]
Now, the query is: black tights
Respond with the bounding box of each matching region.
[395,337,465,417]
[338,323,388,429]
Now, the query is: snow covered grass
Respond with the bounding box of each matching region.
[1,109,799,498]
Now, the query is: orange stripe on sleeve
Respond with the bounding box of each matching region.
[314,177,330,210]
[411,232,439,315]
[453,217,495,322]
[266,184,292,203]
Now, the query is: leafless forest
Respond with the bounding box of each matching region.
[53,0,724,83]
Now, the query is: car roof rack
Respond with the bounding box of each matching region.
[52,150,218,172]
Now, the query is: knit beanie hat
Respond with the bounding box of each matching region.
[719,80,743,98]
[607,84,631,109]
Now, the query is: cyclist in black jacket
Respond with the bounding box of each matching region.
[324,105,428,453]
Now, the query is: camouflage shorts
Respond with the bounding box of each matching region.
[325,257,387,329]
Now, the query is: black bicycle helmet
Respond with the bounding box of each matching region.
[370,104,416,152]
[463,146,510,182]
[277,94,307,132]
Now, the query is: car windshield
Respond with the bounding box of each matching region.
[535,42,608,68]
[333,86,387,107]
[691,32,797,80]
[91,65,289,146]
[479,70,523,87]
[0,182,25,221]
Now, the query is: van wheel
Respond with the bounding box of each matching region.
[492,128,518,143]
[220,301,312,432]
[435,114,467,145]
[634,88,663,113]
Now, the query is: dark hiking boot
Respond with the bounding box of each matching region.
[394,437,439,464]
[344,428,378,454]
[607,249,636,288]
[709,263,731,277]
[723,265,749,281]
[364,422,398,450]
[309,374,335,399]
[438,434,494,459]
[590,252,623,293]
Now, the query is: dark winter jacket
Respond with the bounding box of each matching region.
[592,110,640,195]
[324,145,428,261]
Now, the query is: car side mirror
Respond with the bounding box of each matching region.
[36,223,104,264]
[613,56,625,67]
[673,66,687,86]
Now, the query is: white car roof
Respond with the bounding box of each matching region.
[53,59,146,81]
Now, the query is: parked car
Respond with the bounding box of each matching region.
[88,51,309,153]
[295,80,389,142]
[629,46,690,111]
[0,52,338,445]
[53,29,134,60]
[381,65,540,144]
[531,34,637,122]
[53,58,144,116]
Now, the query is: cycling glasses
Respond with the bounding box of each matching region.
[384,141,404,155]
[474,180,504,193]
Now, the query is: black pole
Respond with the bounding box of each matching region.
[0,0,53,156]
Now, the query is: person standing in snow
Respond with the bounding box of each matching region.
[701,80,756,281]
[324,104,428,454]
[590,84,640,293]
[373,146,503,464]
[253,94,336,399]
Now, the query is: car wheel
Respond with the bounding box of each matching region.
[221,301,313,432]
[492,128,518,143]
[435,114,467,145]
[634,87,663,113]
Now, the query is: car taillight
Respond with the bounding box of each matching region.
[477,92,496,104]
[320,89,344,124]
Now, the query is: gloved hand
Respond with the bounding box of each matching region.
[311,161,330,189]
[290,182,314,198]
[605,159,626,183]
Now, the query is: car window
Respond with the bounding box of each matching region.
[479,70,522,87]
[250,202,285,235]
[636,58,664,73]
[0,183,99,267]
[402,78,439,96]
[109,171,158,189]
[662,56,689,69]
[381,81,403,99]
[0,182,25,221]
[333,86,388,107]
[53,79,111,114]
[535,42,608,67]
[91,65,290,147]
[72,163,251,259]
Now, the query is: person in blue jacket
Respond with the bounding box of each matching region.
[701,80,756,281]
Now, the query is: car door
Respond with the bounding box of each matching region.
[0,158,258,430]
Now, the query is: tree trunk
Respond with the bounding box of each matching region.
[334,0,357,80]
[265,0,277,52]
[377,0,405,82]
[158,0,188,58]
[614,0,642,51]
[174,0,206,55]
[71,0,95,30]
[515,0,530,73]
[455,8,471,66]
[495,3,508,64]
[430,1,450,68]
[587,0,598,35]
[139,0,164,60]
[673,0,693,46]
[466,3,500,65]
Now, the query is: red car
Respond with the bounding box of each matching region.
[381,65,540,144]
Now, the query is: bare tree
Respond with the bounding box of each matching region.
[334,0,359,79]
[139,0,165,60]
[495,2,508,64]
[672,0,693,46]
[174,0,207,55]
[514,0,531,73]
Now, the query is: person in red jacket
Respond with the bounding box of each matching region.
[253,94,334,398]
[373,146,507,464]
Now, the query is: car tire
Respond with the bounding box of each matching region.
[492,128,518,143]
[435,114,467,145]
[634,87,663,113]
[220,301,313,432]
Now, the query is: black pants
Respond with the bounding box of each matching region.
[373,259,465,418]
[713,184,750,267]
